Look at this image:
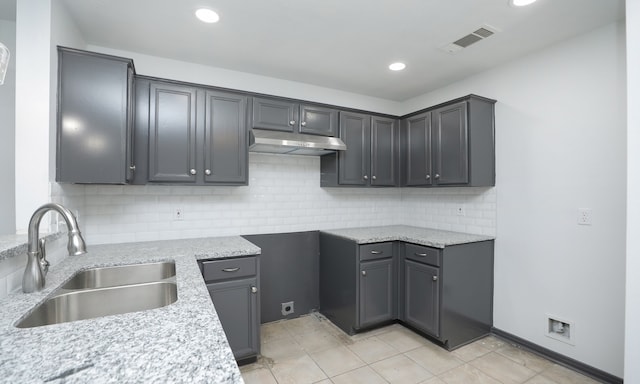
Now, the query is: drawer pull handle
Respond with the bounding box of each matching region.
[415,253,428,257]
[432,276,438,281]
[370,250,382,254]
[362,270,367,276]
[222,267,240,272]
[251,286,258,293]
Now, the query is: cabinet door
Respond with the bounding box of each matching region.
[432,102,468,185]
[252,97,298,132]
[338,112,371,185]
[207,278,259,360]
[56,48,133,183]
[404,112,432,186]
[148,82,198,182]
[371,117,397,186]
[359,258,394,328]
[299,104,338,136]
[405,260,440,337]
[204,90,248,184]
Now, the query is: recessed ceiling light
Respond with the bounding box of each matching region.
[195,8,220,23]
[389,62,406,71]
[509,0,537,6]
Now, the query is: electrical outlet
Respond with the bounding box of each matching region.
[577,208,592,225]
[456,205,466,216]
[174,208,184,221]
[281,301,294,316]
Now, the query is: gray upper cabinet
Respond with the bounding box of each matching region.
[135,78,248,186]
[401,95,495,187]
[148,82,198,183]
[321,113,398,187]
[204,90,248,184]
[371,116,398,186]
[252,97,338,136]
[433,102,468,185]
[338,112,371,185]
[56,47,135,184]
[403,112,432,186]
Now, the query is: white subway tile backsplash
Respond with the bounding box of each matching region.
[49,154,497,244]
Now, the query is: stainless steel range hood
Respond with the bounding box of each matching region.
[249,129,347,156]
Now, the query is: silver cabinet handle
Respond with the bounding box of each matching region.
[289,120,296,126]
[435,174,440,179]
[190,169,197,175]
[426,174,430,180]
[363,175,368,180]
[205,169,211,176]
[361,271,367,276]
[370,250,382,255]
[222,268,240,272]
[301,121,307,127]
[251,286,258,293]
[415,253,428,257]
[372,175,377,180]
[432,276,438,281]
[129,165,136,171]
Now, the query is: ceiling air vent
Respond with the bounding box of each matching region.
[440,24,500,54]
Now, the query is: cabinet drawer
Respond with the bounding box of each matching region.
[201,257,257,282]
[360,242,393,261]
[405,243,440,266]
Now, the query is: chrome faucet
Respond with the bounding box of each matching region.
[22,203,87,293]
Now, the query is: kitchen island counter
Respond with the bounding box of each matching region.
[0,236,260,383]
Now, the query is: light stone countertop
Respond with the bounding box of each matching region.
[0,236,260,383]
[320,225,494,248]
[0,232,63,261]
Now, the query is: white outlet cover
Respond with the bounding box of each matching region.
[577,208,592,225]
[174,208,184,221]
[456,206,466,216]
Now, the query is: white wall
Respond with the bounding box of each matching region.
[0,19,15,235]
[87,45,401,116]
[404,23,626,376]
[625,1,639,382]
[14,0,85,234]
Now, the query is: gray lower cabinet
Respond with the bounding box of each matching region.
[404,259,440,337]
[134,78,248,185]
[359,258,394,328]
[199,257,260,363]
[399,241,494,350]
[319,234,396,334]
[321,113,398,187]
[401,95,495,187]
[251,97,338,136]
[56,47,135,183]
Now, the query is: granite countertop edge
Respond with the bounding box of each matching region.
[0,235,260,383]
[320,225,495,248]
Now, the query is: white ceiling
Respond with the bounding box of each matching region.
[60,0,624,101]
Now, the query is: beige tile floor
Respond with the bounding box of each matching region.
[240,313,603,384]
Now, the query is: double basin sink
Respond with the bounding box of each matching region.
[16,261,177,328]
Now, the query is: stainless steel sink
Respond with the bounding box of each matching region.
[16,281,177,328]
[61,261,176,290]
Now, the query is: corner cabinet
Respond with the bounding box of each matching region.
[401,95,495,187]
[134,78,248,185]
[199,256,260,364]
[252,96,338,136]
[321,113,399,187]
[56,47,135,184]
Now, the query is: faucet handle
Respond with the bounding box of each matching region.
[39,238,49,275]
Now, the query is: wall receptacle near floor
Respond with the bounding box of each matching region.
[546,314,575,345]
[281,301,295,316]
